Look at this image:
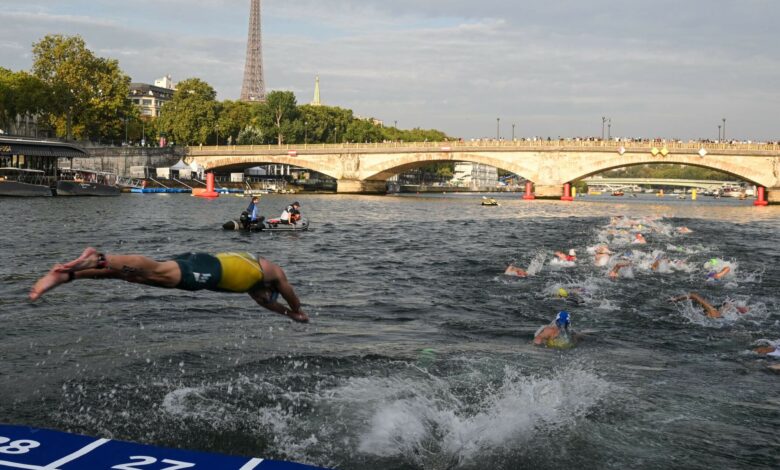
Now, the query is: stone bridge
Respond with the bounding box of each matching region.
[185,140,780,202]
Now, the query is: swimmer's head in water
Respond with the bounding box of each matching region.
[555,311,571,327]
[558,288,569,298]
[709,258,718,266]
[568,249,576,256]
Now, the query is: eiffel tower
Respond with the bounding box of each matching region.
[240,0,266,102]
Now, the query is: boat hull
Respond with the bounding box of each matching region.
[223,218,310,232]
[56,180,121,196]
[0,180,52,197]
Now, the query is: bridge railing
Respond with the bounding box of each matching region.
[188,139,780,155]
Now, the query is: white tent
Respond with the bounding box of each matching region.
[189,161,205,179]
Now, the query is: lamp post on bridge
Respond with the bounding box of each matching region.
[496,117,500,140]
[722,118,726,141]
[607,118,612,140]
[512,123,516,141]
[718,125,722,141]
[304,120,308,145]
[601,116,607,140]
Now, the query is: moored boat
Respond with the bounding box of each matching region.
[56,169,120,196]
[0,168,53,196]
[611,190,624,196]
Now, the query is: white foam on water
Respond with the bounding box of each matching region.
[352,363,611,468]
[525,252,546,277]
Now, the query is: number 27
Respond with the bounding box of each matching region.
[112,456,195,470]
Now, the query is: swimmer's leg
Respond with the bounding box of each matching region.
[30,251,182,300]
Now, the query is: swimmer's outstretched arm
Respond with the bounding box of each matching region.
[248,289,308,323]
[670,293,720,318]
[256,259,308,323]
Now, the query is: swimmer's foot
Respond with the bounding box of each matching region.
[29,265,72,301]
[55,247,104,272]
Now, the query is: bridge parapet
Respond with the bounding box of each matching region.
[187,140,780,157]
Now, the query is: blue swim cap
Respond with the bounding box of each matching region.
[555,311,571,327]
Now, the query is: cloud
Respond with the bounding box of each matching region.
[1,0,779,140]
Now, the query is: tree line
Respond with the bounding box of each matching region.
[0,34,449,146]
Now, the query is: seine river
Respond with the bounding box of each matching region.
[1,193,778,469]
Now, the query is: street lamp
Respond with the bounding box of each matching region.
[607,118,612,140]
[722,118,726,141]
[512,123,516,141]
[304,120,308,144]
[602,116,607,140]
[718,124,722,141]
[496,117,500,140]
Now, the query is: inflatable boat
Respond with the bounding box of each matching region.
[223,214,310,232]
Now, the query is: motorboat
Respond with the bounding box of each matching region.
[223,213,310,232]
[721,185,746,198]
[481,197,499,206]
[56,168,120,196]
[611,191,624,196]
[0,168,53,196]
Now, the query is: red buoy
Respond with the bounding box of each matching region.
[754,186,768,206]
[561,183,574,201]
[193,172,219,198]
[523,181,535,200]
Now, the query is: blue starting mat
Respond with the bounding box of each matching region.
[0,424,330,470]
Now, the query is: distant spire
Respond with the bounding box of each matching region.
[311,75,321,106]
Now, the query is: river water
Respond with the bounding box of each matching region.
[1,193,778,470]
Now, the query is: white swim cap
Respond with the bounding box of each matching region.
[569,249,576,256]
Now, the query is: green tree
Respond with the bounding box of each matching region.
[0,67,51,132]
[157,78,219,145]
[32,34,134,141]
[237,125,264,145]
[344,118,383,143]
[217,100,252,144]
[258,91,300,145]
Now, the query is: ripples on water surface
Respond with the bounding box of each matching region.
[1,193,779,469]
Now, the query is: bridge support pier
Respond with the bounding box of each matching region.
[533,185,564,199]
[337,179,387,194]
[766,187,780,204]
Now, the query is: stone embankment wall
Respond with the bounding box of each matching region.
[70,147,185,177]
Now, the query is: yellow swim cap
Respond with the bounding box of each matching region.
[558,288,569,298]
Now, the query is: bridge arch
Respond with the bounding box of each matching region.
[359,151,536,182]
[560,153,773,188]
[186,155,341,180]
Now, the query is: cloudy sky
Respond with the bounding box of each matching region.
[1,0,778,140]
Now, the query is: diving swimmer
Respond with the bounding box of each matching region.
[29,247,309,323]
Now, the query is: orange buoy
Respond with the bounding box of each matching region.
[194,172,219,198]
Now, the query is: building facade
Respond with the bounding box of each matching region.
[129,76,176,118]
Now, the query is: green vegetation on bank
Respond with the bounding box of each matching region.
[0,34,449,146]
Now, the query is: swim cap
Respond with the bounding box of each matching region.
[555,311,571,327]
[558,288,569,298]
[568,249,576,256]
[293,201,300,206]
[709,258,718,265]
